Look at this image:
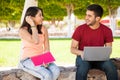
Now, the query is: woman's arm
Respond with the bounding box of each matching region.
[19,27,39,44]
[43,26,50,52]
[19,16,39,44]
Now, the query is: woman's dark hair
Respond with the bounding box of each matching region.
[87,4,103,18]
[20,6,43,34]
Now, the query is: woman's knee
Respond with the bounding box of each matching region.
[49,63,60,73]
[43,71,52,80]
[48,63,60,79]
[51,68,60,78]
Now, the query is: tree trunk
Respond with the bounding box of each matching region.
[66,3,73,37]
[7,20,15,31]
[20,0,38,24]
[108,7,117,36]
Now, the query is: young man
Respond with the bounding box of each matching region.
[71,4,118,80]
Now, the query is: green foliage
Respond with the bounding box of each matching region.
[0,0,24,20]
[118,22,120,26]
[43,3,67,20]
[1,0,120,20]
[117,20,120,27]
[73,0,120,19]
[74,8,86,19]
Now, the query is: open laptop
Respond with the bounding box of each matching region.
[82,47,112,61]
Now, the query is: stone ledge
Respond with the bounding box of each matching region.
[0,58,120,80]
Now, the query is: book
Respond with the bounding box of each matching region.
[30,51,55,66]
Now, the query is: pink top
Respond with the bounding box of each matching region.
[21,34,45,60]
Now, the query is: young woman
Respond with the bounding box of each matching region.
[19,6,60,80]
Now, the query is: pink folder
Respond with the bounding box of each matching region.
[30,52,55,66]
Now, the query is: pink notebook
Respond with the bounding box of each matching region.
[30,52,55,66]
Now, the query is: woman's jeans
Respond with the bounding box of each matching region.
[76,56,118,80]
[19,58,60,80]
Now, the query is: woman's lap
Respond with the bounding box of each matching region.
[19,58,60,80]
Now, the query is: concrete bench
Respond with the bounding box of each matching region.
[0,58,120,80]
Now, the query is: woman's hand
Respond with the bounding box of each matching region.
[42,63,49,67]
[25,16,35,26]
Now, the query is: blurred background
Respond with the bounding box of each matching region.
[0,0,120,68]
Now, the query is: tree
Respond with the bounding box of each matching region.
[1,0,120,21]
[21,0,38,24]
[38,0,67,27]
[0,0,24,20]
[71,0,120,35]
[0,0,24,29]
[1,0,120,34]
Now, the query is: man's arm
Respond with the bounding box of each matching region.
[105,42,112,47]
[70,39,83,56]
[105,42,112,54]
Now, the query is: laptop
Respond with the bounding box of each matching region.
[30,51,55,66]
[82,47,112,61]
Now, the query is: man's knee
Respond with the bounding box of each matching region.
[77,66,89,75]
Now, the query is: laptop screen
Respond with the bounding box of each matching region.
[82,47,112,61]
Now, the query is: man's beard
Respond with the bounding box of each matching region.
[87,20,96,26]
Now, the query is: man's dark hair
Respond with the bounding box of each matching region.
[87,4,103,18]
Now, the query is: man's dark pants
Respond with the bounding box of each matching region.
[75,56,118,80]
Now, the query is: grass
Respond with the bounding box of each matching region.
[0,38,120,67]
[111,37,120,58]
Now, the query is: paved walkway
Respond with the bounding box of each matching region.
[0,67,18,71]
[0,64,75,71]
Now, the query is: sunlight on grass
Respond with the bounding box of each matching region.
[0,38,120,67]
[0,40,20,67]
[111,38,120,58]
[50,39,76,66]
